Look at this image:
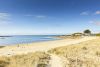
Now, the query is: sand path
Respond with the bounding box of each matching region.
[50,54,64,67]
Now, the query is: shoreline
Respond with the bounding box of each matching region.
[0,35,61,46]
[0,36,98,56]
[0,37,63,47]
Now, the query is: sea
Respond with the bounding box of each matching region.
[0,35,60,46]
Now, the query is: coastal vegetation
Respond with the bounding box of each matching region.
[48,38,100,67]
[96,33,100,36]
[0,52,50,67]
[0,46,5,48]
[83,29,91,34]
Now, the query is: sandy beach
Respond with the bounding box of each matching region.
[0,36,98,56]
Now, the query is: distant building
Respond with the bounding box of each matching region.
[72,33,83,36]
[83,33,91,36]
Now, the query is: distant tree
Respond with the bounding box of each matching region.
[83,29,91,34]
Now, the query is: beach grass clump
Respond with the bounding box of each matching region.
[96,33,100,36]
[0,56,10,67]
[95,51,100,57]
[82,46,87,50]
[0,60,9,67]
[0,46,5,48]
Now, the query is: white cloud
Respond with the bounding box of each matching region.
[0,13,11,25]
[0,13,10,20]
[80,11,89,15]
[24,14,33,17]
[35,15,46,18]
[25,14,46,18]
[89,20,100,26]
[0,21,11,25]
[80,11,100,15]
[95,11,100,15]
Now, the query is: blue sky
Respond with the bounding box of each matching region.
[0,0,100,35]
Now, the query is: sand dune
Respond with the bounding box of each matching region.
[49,36,100,67]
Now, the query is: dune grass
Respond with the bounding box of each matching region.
[0,52,50,67]
[48,38,100,67]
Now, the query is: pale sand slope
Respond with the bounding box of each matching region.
[50,54,65,67]
[50,54,63,67]
[0,36,98,56]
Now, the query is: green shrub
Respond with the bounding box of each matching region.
[96,33,100,36]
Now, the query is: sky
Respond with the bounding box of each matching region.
[0,0,100,35]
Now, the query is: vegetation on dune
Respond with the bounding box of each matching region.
[0,52,50,67]
[0,46,5,48]
[96,33,100,36]
[0,60,9,67]
[48,39,100,67]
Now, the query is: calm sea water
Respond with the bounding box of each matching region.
[0,35,60,46]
